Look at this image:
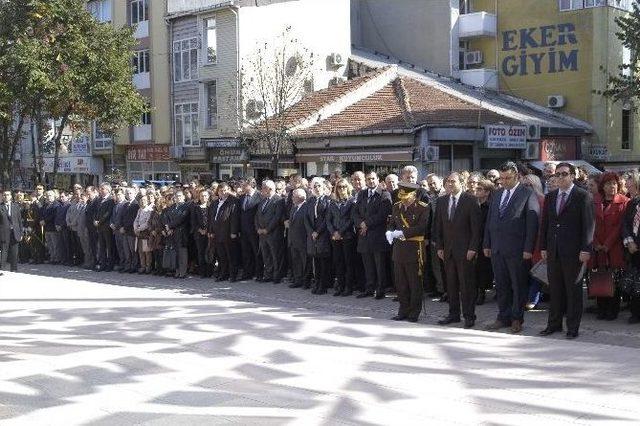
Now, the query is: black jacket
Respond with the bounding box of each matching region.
[352,188,392,253]
[238,192,262,236]
[0,202,23,243]
[326,197,356,240]
[209,196,240,243]
[435,192,482,261]
[166,202,191,248]
[95,196,115,232]
[304,195,331,257]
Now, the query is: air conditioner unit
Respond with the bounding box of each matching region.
[464,50,483,66]
[328,76,347,86]
[245,99,264,120]
[171,145,184,159]
[329,52,344,67]
[523,141,540,160]
[547,95,565,108]
[526,123,541,140]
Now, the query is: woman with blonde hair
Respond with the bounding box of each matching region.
[327,178,357,296]
[133,195,154,273]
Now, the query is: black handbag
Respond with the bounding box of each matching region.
[162,245,177,270]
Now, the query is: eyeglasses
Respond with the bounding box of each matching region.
[337,185,348,189]
[445,179,458,184]
[555,172,571,177]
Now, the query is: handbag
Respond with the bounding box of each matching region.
[162,244,177,270]
[587,254,615,298]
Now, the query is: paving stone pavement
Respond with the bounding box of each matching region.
[1,265,640,425]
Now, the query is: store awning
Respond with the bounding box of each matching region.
[528,160,602,175]
[296,148,413,163]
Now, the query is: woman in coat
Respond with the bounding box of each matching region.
[133,195,154,274]
[327,178,357,296]
[304,177,332,294]
[470,176,494,305]
[591,172,629,320]
[191,188,212,278]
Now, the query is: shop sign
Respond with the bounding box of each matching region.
[43,156,101,174]
[250,160,295,169]
[296,150,413,163]
[250,139,294,156]
[502,23,579,77]
[589,145,609,161]
[540,137,577,161]
[203,138,241,148]
[71,135,90,155]
[126,144,170,161]
[485,125,527,149]
[209,148,247,163]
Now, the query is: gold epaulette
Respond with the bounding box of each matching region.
[417,201,428,207]
[394,201,402,206]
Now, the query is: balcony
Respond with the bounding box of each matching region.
[133,124,152,142]
[460,68,498,90]
[133,72,150,90]
[133,20,149,39]
[167,0,230,15]
[458,12,497,38]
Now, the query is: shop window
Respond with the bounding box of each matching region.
[173,38,198,82]
[206,81,218,128]
[175,102,199,147]
[622,107,631,150]
[204,17,217,64]
[130,0,148,25]
[133,50,150,74]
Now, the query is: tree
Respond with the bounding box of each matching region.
[236,26,314,174]
[599,3,640,106]
[0,0,146,188]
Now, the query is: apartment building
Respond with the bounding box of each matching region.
[352,0,639,171]
[166,0,351,181]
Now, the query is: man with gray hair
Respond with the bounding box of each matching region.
[287,188,308,289]
[255,179,286,283]
[121,187,140,273]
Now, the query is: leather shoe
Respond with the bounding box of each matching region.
[464,319,475,329]
[356,292,373,299]
[539,327,562,336]
[289,283,302,288]
[407,317,418,323]
[565,331,579,340]
[476,291,486,305]
[315,288,327,295]
[392,315,407,321]
[272,279,281,284]
[438,293,448,303]
[340,290,353,297]
[511,320,523,334]
[374,292,386,300]
[486,320,509,331]
[438,316,461,325]
[392,296,399,302]
[628,316,640,324]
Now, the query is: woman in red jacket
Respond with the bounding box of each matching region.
[591,172,629,320]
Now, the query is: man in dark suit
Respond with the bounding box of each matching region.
[255,179,286,283]
[287,188,308,289]
[539,162,595,339]
[166,190,191,278]
[94,183,115,271]
[435,172,482,328]
[484,162,540,333]
[121,187,140,273]
[0,190,24,272]
[353,171,392,299]
[210,183,240,282]
[83,186,100,269]
[238,179,263,280]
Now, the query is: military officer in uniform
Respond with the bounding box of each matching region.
[386,182,429,322]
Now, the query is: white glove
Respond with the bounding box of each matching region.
[385,231,394,245]
[393,230,405,240]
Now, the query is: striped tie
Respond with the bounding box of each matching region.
[499,189,510,217]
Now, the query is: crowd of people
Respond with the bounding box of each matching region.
[1,161,640,339]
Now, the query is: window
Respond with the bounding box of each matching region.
[622,107,631,150]
[141,107,151,125]
[559,0,583,9]
[94,123,112,149]
[204,17,217,64]
[175,103,199,147]
[130,0,148,25]
[87,0,112,22]
[173,38,198,82]
[458,40,469,71]
[206,81,218,128]
[133,50,150,74]
[585,0,606,6]
[459,0,471,14]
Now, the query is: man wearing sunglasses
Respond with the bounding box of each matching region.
[539,162,595,340]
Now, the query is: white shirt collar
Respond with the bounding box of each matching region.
[559,183,575,196]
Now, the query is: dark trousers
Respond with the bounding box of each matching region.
[1,234,19,271]
[547,257,584,333]
[360,251,388,295]
[354,252,366,292]
[259,234,284,281]
[240,232,262,279]
[86,226,98,267]
[70,230,83,265]
[445,256,477,320]
[492,253,529,323]
[312,255,332,291]
[32,226,45,262]
[331,239,356,293]
[629,253,640,319]
[289,246,307,287]
[194,233,211,277]
[59,227,72,265]
[97,227,114,269]
[596,289,622,319]
[395,261,423,319]
[216,240,239,279]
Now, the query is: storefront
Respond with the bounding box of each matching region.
[296,146,414,177]
[126,144,180,182]
[43,156,103,188]
[205,138,249,180]
[249,139,296,179]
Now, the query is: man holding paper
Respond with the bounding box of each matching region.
[386,182,429,322]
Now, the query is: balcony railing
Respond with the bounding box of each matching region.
[460,68,498,90]
[458,12,497,38]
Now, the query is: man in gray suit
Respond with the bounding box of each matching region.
[287,188,308,289]
[255,179,286,283]
[484,162,540,333]
[0,190,24,272]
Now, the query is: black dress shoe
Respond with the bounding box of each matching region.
[272,279,281,284]
[356,292,373,299]
[374,292,386,300]
[438,293,448,303]
[315,288,327,295]
[565,331,579,339]
[340,290,353,297]
[476,291,486,306]
[539,327,562,336]
[302,284,311,289]
[392,297,399,302]
[464,319,475,329]
[438,316,461,325]
[628,316,640,324]
[392,315,407,321]
[289,283,302,288]
[333,291,342,297]
[407,317,418,323]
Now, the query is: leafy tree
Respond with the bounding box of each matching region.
[0,0,146,187]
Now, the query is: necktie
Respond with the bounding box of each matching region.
[633,205,640,236]
[215,200,223,221]
[242,195,249,211]
[449,196,457,220]
[499,189,511,217]
[314,197,321,219]
[261,198,269,212]
[367,189,374,204]
[6,203,10,218]
[557,192,567,215]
